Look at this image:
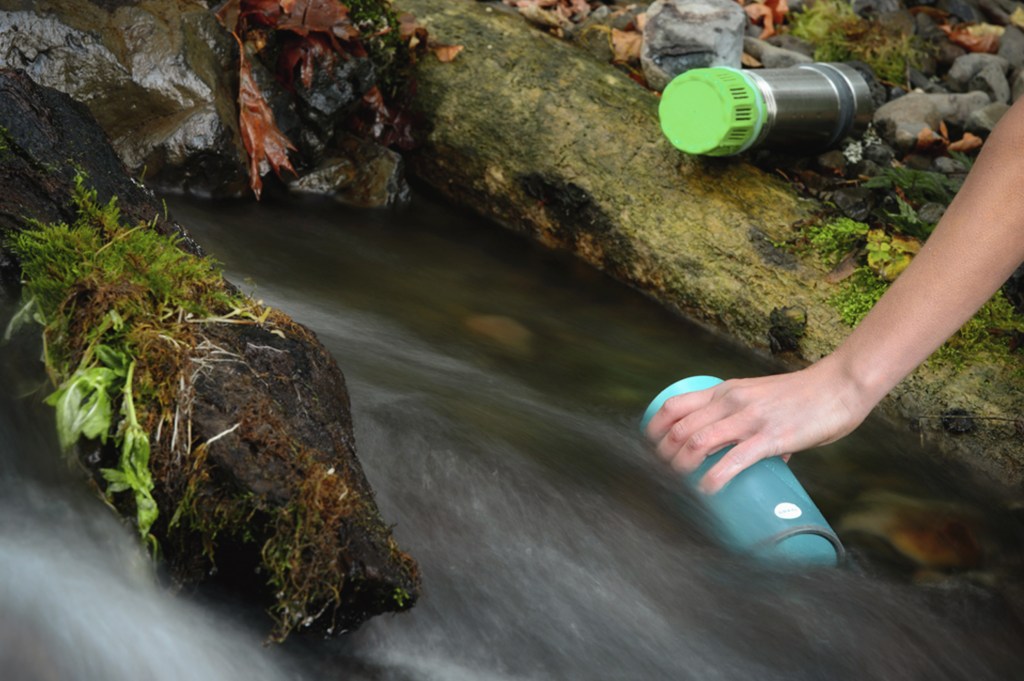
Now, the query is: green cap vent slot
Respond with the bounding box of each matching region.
[659,68,765,157]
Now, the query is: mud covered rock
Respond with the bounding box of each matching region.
[0,69,420,639]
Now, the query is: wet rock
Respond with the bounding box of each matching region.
[0,4,245,196]
[839,491,988,570]
[640,0,746,90]
[853,0,904,16]
[464,314,534,354]
[743,37,812,68]
[833,187,875,221]
[917,202,947,224]
[946,53,1011,103]
[289,134,410,208]
[937,0,984,22]
[966,101,1011,135]
[0,68,421,637]
[292,51,376,158]
[767,306,806,354]
[873,91,992,151]
[942,408,977,434]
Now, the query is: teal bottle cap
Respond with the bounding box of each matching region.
[659,68,764,157]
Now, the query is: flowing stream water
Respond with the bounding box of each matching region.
[2,191,1023,680]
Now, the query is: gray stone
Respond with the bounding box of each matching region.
[917,202,947,224]
[966,101,1011,135]
[288,134,410,208]
[765,34,815,58]
[743,37,812,68]
[874,91,993,150]
[1014,70,1024,102]
[641,0,746,90]
[998,26,1024,72]
[932,155,966,174]
[946,53,1011,102]
[937,0,983,22]
[831,186,874,222]
[0,5,245,195]
[853,0,903,16]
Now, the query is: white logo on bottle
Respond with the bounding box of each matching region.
[774,502,802,520]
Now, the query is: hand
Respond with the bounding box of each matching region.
[644,359,873,493]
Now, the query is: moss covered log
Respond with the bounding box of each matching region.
[0,69,419,640]
[397,0,1024,490]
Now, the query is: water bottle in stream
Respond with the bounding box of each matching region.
[640,375,844,565]
[658,62,873,156]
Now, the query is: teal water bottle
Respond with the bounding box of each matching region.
[641,375,844,565]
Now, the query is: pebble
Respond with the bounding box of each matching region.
[946,53,1011,103]
[742,37,812,68]
[966,101,1011,135]
[873,91,992,151]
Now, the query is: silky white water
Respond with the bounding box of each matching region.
[1,192,1020,680]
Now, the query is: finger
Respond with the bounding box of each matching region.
[697,437,780,494]
[652,395,733,465]
[664,415,750,476]
[644,389,715,442]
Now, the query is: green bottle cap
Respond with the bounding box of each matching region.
[659,67,764,157]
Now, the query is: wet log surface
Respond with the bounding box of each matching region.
[0,69,420,638]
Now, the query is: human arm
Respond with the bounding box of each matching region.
[646,96,1024,493]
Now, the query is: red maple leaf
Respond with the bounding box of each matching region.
[235,37,297,199]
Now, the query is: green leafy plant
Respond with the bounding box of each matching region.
[884,195,935,239]
[807,217,870,266]
[863,166,962,206]
[8,173,263,550]
[865,229,920,281]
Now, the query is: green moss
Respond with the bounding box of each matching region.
[8,173,264,549]
[788,0,927,84]
[807,216,869,266]
[932,292,1024,369]
[830,266,888,326]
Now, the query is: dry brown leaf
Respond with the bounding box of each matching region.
[826,251,859,283]
[914,125,947,152]
[939,23,1002,53]
[744,3,776,39]
[432,43,464,62]
[948,132,983,153]
[611,28,642,63]
[741,51,763,68]
[235,38,296,199]
[1012,6,1024,29]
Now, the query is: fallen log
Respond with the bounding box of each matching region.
[397,0,1024,490]
[0,69,420,640]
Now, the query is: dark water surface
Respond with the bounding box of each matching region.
[2,191,1022,680]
